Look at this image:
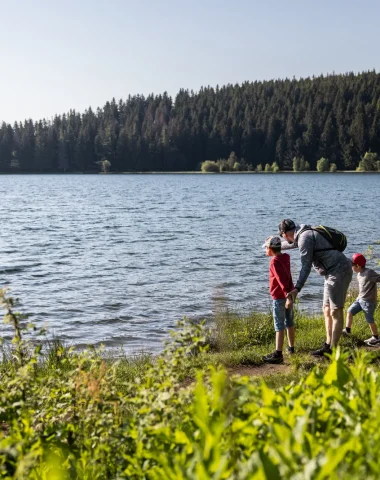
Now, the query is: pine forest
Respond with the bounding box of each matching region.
[1,71,380,172]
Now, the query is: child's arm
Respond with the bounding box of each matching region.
[271,261,292,298]
[368,270,380,283]
[374,271,380,283]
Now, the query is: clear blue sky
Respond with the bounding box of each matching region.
[1,0,379,124]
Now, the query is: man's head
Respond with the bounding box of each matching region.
[262,235,282,256]
[352,253,366,273]
[278,219,296,243]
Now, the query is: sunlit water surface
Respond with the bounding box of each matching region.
[0,173,379,351]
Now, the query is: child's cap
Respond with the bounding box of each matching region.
[262,236,282,249]
[352,253,366,267]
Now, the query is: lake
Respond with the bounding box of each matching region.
[0,173,379,351]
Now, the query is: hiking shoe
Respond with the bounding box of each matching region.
[263,351,283,364]
[342,328,351,336]
[310,343,332,357]
[364,336,380,346]
[287,346,295,354]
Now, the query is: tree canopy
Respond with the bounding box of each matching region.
[1,71,380,172]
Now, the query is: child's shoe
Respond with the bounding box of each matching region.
[342,328,351,336]
[287,346,295,354]
[263,351,283,364]
[364,336,380,346]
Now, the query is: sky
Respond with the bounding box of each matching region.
[0,0,379,124]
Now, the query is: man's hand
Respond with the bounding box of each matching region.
[287,288,299,302]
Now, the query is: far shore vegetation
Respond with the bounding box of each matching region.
[201,150,380,173]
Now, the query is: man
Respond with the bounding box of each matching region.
[278,219,352,356]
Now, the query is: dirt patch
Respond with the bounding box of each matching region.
[228,363,291,377]
[364,345,380,351]
[178,363,291,389]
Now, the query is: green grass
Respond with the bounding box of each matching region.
[3,295,376,385]
[3,286,380,478]
[1,293,379,389]
[196,295,380,380]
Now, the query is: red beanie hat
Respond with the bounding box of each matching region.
[352,253,366,267]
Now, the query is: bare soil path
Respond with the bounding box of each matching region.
[228,363,291,377]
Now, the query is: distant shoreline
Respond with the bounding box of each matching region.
[0,170,380,175]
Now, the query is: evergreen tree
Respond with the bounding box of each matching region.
[0,71,379,172]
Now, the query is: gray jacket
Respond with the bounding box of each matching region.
[293,224,351,291]
[357,268,380,303]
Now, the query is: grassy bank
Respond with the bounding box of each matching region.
[1,289,380,478]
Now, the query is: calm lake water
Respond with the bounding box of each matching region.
[0,173,379,351]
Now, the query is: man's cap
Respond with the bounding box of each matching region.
[278,219,296,235]
[262,235,282,249]
[352,253,366,267]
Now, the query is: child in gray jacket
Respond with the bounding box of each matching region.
[343,253,380,346]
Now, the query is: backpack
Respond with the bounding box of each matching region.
[305,225,347,252]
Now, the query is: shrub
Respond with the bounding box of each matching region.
[330,163,337,172]
[256,164,263,172]
[227,151,238,170]
[102,159,111,173]
[272,162,280,172]
[201,160,219,172]
[264,163,272,172]
[3,289,380,478]
[96,158,111,173]
[317,157,330,172]
[357,151,380,171]
[293,156,308,171]
[202,154,252,172]
[218,159,229,172]
[293,156,301,171]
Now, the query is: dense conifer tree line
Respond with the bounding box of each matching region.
[1,71,380,172]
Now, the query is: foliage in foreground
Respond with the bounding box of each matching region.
[2,290,380,478]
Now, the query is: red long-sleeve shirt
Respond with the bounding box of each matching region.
[269,253,294,300]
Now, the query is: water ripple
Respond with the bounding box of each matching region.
[0,173,380,351]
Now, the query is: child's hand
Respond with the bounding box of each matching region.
[285,298,293,309]
[287,289,298,302]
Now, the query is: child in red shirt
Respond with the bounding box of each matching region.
[262,236,295,364]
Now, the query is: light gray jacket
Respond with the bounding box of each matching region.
[357,268,380,303]
[290,224,351,291]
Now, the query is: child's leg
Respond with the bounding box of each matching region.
[273,300,286,351]
[369,323,378,336]
[276,330,285,351]
[286,327,295,348]
[346,301,361,329]
[346,311,354,328]
[363,301,378,336]
[284,305,295,348]
[263,301,286,362]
